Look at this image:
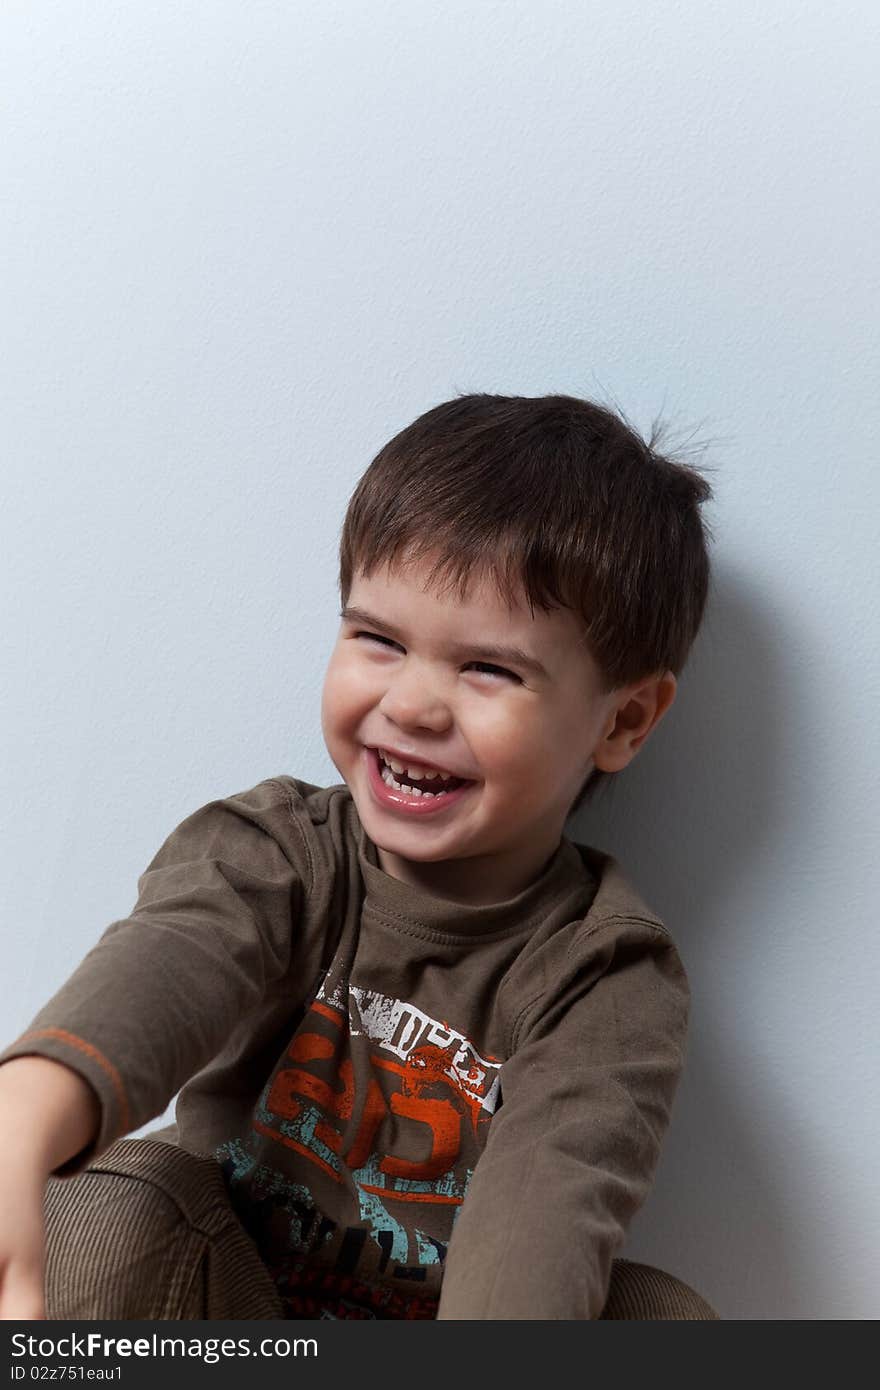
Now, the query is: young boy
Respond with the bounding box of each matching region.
[0,392,713,1320]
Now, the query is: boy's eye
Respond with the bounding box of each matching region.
[354,631,398,650]
[469,661,520,682]
[353,631,520,683]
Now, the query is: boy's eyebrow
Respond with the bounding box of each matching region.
[339,605,551,680]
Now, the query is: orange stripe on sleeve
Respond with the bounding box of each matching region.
[16,1028,131,1135]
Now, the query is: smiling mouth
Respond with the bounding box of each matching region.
[374,748,469,794]
[365,746,478,811]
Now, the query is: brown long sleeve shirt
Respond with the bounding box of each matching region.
[0,774,690,1319]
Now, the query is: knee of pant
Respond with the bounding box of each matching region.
[600,1257,721,1320]
[43,1136,283,1320]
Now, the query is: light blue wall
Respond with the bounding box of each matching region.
[2,1,878,1318]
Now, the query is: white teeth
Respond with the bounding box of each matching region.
[379,762,448,798]
[379,749,457,781]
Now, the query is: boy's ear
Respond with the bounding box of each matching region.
[593,671,677,773]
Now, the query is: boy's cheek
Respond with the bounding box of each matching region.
[322,653,362,709]
[321,683,371,758]
[326,677,374,728]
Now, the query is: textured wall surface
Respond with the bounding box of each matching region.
[2,1,878,1318]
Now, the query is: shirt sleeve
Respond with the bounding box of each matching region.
[0,779,304,1178]
[436,915,690,1320]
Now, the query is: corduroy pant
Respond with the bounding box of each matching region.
[43,1133,719,1320]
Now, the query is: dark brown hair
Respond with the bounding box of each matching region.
[338,391,716,812]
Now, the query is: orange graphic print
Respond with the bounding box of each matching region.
[215,980,503,1319]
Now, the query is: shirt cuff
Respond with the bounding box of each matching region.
[0,1028,130,1178]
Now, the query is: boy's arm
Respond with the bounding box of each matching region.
[0,779,305,1177]
[436,917,690,1320]
[0,1057,100,1174]
[0,1057,101,1319]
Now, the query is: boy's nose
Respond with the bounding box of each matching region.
[378,669,452,731]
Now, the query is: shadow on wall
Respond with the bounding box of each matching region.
[568,567,819,1318]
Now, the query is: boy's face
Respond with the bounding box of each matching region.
[321,553,675,906]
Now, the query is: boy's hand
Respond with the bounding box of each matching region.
[0,1055,102,1321]
[0,1160,48,1319]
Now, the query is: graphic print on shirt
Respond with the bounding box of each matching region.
[215,976,503,1318]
